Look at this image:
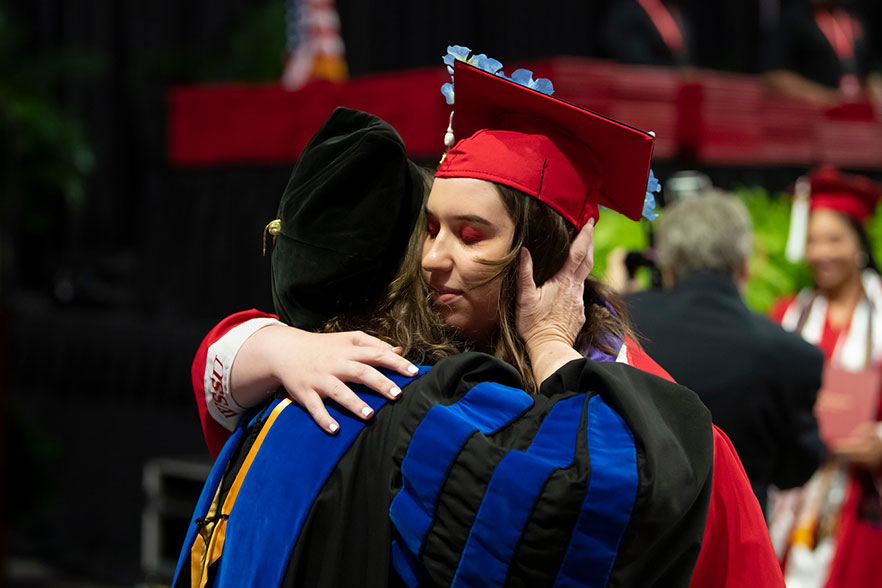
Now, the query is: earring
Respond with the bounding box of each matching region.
[439,111,455,165]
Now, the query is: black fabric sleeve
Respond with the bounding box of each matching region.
[543,359,713,588]
[770,342,826,490]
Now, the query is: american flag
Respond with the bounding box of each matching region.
[283,0,348,90]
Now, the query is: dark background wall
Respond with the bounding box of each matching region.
[5,1,286,584]
[2,0,881,585]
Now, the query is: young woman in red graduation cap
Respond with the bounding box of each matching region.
[770,167,882,588]
[180,48,783,588]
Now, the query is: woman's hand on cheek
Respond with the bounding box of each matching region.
[516,220,594,381]
[516,219,594,349]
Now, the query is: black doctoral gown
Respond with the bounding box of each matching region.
[175,352,713,588]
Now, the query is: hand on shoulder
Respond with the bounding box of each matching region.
[233,324,419,434]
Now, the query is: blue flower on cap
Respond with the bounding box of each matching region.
[443,45,471,73]
[443,45,503,76]
[643,170,661,221]
[441,82,456,105]
[440,45,553,105]
[508,68,554,96]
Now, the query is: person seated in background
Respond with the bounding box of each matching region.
[602,0,693,67]
[623,190,826,514]
[762,0,882,107]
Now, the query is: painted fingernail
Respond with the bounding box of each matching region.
[328,423,339,433]
[361,406,373,418]
[407,365,419,374]
[391,346,403,354]
[390,386,402,398]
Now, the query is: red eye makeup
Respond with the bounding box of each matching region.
[460,225,486,244]
[427,218,440,237]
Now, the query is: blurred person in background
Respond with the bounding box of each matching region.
[770,167,882,588]
[622,190,825,514]
[762,0,882,106]
[602,0,694,66]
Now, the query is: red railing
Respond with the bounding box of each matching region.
[168,57,882,168]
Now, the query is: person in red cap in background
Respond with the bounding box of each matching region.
[182,50,784,587]
[770,167,882,588]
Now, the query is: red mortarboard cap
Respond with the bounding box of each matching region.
[436,60,655,229]
[810,166,882,222]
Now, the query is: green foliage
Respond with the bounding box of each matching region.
[0,7,99,224]
[154,1,287,83]
[732,185,812,313]
[223,1,288,82]
[592,208,651,278]
[867,197,882,266]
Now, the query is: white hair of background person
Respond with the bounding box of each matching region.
[656,190,753,284]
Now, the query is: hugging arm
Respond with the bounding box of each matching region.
[193,309,418,457]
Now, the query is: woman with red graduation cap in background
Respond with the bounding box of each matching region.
[771,167,882,588]
[181,49,783,587]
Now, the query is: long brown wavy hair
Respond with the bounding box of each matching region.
[326,177,633,394]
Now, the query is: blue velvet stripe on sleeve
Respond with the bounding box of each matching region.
[554,395,638,588]
[391,536,426,588]
[389,382,534,564]
[213,367,430,588]
[173,424,245,584]
[450,395,585,588]
[215,396,387,587]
